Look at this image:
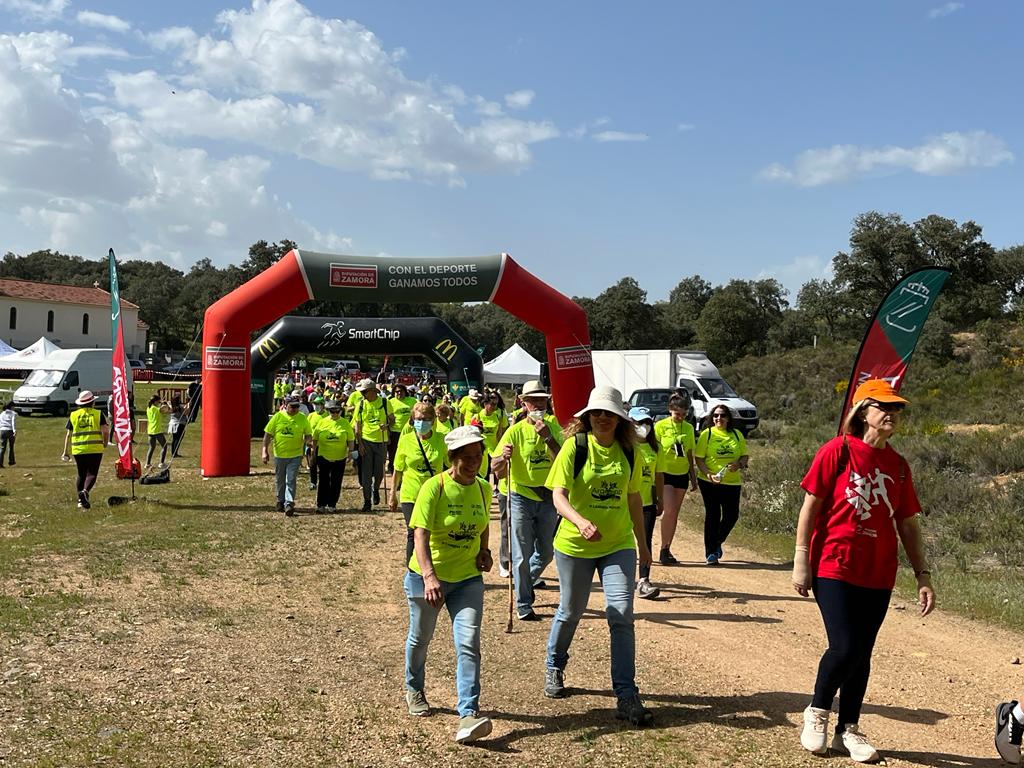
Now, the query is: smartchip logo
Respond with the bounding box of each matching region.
[206,347,246,370]
[330,263,378,289]
[554,345,592,370]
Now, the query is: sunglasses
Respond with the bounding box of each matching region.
[712,412,730,419]
[868,401,905,414]
[589,409,618,418]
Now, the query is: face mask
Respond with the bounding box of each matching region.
[413,419,433,434]
[527,409,544,421]
[634,424,651,439]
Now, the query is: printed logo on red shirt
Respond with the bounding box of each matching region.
[844,469,896,538]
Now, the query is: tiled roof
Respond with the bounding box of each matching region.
[0,278,139,309]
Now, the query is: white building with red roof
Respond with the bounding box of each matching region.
[0,278,148,358]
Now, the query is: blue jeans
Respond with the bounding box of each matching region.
[274,455,302,504]
[546,548,638,699]
[404,571,484,717]
[509,492,558,617]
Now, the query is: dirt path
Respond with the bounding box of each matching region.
[2,490,1021,766]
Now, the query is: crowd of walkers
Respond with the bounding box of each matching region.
[36,365,1022,763]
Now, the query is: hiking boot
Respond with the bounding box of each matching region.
[996,701,1023,764]
[405,689,431,717]
[544,668,565,699]
[659,548,678,565]
[831,724,880,763]
[284,502,295,517]
[361,500,371,513]
[800,705,830,755]
[276,502,285,513]
[615,694,653,726]
[637,579,660,600]
[455,713,492,743]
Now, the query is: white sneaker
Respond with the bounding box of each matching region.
[499,566,510,578]
[800,705,830,754]
[831,724,880,763]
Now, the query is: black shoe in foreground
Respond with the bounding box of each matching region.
[616,694,654,726]
[544,669,565,699]
[659,548,678,565]
[995,700,1023,764]
[518,610,541,622]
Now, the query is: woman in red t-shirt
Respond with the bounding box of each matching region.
[792,379,936,763]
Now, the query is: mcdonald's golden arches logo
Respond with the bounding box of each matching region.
[434,338,458,361]
[256,336,282,360]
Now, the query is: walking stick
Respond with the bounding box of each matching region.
[505,496,514,633]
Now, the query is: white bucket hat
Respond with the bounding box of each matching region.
[520,380,550,399]
[444,425,485,451]
[75,390,96,406]
[574,386,630,420]
[356,378,376,392]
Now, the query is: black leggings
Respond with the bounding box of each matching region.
[315,456,346,508]
[811,576,891,730]
[640,503,659,579]
[146,434,167,466]
[73,453,102,495]
[698,479,741,556]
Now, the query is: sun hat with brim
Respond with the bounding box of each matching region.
[628,406,653,422]
[325,400,341,411]
[356,378,376,392]
[852,379,909,405]
[285,396,301,406]
[75,390,96,406]
[574,386,630,421]
[444,425,485,451]
[468,388,482,401]
[520,380,550,399]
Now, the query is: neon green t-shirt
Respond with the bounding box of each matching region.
[637,442,658,507]
[390,396,418,434]
[546,434,643,559]
[308,409,324,434]
[694,426,748,485]
[264,410,311,459]
[478,408,506,454]
[146,404,165,435]
[394,430,448,504]
[354,396,389,443]
[345,391,362,417]
[408,473,492,583]
[458,397,483,425]
[312,415,354,461]
[495,414,564,501]
[653,417,695,475]
[435,417,456,435]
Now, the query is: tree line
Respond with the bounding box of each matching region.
[2,211,1022,364]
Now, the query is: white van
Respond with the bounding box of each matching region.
[13,349,129,417]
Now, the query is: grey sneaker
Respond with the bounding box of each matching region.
[455,713,492,743]
[616,693,653,726]
[544,668,565,698]
[995,701,1022,764]
[405,689,431,717]
[831,724,880,763]
[637,578,660,600]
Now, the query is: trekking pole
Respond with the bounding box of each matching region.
[505,500,514,633]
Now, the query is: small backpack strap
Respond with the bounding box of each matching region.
[572,432,589,479]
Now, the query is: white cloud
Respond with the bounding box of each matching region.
[759,131,1013,187]
[0,0,66,21]
[677,122,695,132]
[928,2,963,19]
[758,254,832,298]
[593,130,649,143]
[76,10,131,33]
[126,0,557,185]
[504,89,534,110]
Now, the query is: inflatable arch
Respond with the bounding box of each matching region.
[247,315,484,437]
[202,250,594,477]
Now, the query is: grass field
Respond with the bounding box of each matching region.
[0,376,1021,765]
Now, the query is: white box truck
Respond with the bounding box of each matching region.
[591,349,759,433]
[13,349,127,417]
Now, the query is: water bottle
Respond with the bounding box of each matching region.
[714,467,727,481]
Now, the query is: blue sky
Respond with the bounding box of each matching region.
[0,0,1019,303]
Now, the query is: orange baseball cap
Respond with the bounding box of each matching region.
[852,379,909,405]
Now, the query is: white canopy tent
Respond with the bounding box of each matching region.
[0,337,62,370]
[483,343,542,386]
